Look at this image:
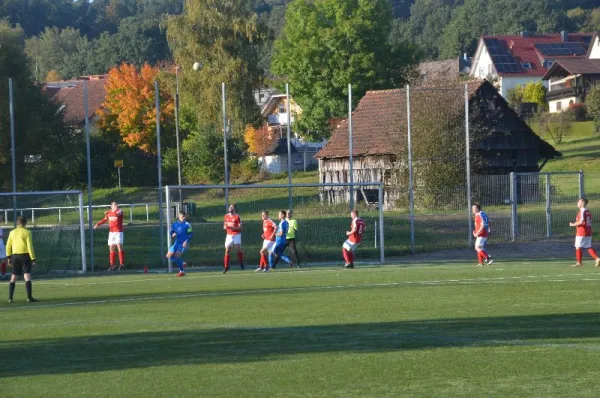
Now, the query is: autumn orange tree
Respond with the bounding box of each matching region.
[98,62,174,154]
[244,124,274,157]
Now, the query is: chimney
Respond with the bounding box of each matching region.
[520,31,530,38]
[561,31,568,42]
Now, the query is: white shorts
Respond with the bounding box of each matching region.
[343,240,360,252]
[261,240,275,252]
[575,236,592,249]
[475,237,487,250]
[225,234,242,248]
[0,242,5,259]
[108,232,124,246]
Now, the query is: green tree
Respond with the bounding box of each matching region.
[522,81,547,111]
[165,0,266,135]
[586,84,600,123]
[507,85,524,111]
[272,0,419,140]
[0,21,81,190]
[25,27,90,80]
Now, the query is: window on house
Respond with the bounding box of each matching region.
[278,103,285,113]
[479,67,484,76]
[556,101,562,111]
[294,154,302,164]
[487,64,492,74]
[521,62,532,69]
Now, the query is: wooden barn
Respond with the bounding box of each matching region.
[314,80,561,208]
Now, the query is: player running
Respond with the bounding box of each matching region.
[223,204,244,273]
[472,203,493,267]
[167,211,193,277]
[342,209,365,269]
[257,210,276,272]
[0,214,8,280]
[569,198,600,267]
[268,210,293,270]
[94,201,125,270]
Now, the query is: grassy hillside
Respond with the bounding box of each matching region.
[536,121,600,173]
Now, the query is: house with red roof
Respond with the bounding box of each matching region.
[45,75,107,128]
[470,31,594,98]
[542,32,600,112]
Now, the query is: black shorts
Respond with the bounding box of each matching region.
[11,254,32,276]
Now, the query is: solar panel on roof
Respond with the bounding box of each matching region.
[535,43,586,56]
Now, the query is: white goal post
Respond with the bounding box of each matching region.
[163,182,385,273]
[0,190,87,273]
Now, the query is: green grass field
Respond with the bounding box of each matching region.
[2,260,600,396]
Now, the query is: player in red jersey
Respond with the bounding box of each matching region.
[569,198,600,267]
[94,201,125,270]
[342,209,365,269]
[472,203,493,267]
[257,210,276,272]
[223,204,244,273]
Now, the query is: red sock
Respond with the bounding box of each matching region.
[342,249,350,263]
[347,250,354,263]
[224,254,230,268]
[480,249,489,260]
[110,251,116,265]
[261,254,267,268]
[588,248,599,260]
[118,250,125,265]
[576,248,583,263]
[477,251,483,264]
[237,252,244,265]
[0,261,6,275]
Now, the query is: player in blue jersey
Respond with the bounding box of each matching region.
[267,210,293,270]
[166,211,193,277]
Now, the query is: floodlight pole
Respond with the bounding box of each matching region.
[222,82,229,211]
[465,83,473,246]
[155,81,165,265]
[406,85,415,255]
[349,83,354,210]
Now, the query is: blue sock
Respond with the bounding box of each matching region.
[174,257,184,272]
[281,255,291,264]
[268,253,273,269]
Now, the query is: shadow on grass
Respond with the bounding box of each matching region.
[1,313,599,377]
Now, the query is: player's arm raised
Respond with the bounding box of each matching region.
[94,211,109,229]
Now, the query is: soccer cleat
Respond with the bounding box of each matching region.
[344,263,354,269]
[485,258,494,265]
[118,264,124,271]
[108,265,116,271]
[240,264,245,270]
[476,263,483,267]
[570,263,583,267]
[222,267,229,274]
[176,271,185,277]
[8,299,12,303]
[27,297,38,303]
[255,267,262,272]
[595,258,600,267]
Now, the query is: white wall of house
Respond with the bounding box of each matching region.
[589,36,600,59]
[548,96,579,113]
[472,45,494,79]
[260,154,306,173]
[498,76,548,97]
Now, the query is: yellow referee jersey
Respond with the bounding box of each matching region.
[6,226,36,261]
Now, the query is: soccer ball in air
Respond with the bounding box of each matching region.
[192,62,202,71]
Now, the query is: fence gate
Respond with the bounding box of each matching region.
[510,171,584,241]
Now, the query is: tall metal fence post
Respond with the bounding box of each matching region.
[465,83,473,246]
[406,85,415,254]
[286,83,293,211]
[78,193,87,273]
[155,81,165,266]
[222,83,229,211]
[9,78,17,227]
[510,172,518,241]
[349,83,354,210]
[84,81,94,271]
[545,173,552,238]
[378,184,385,263]
[578,170,585,198]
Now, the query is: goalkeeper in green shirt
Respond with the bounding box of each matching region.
[285,209,301,268]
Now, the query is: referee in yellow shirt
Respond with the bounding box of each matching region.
[6,216,38,303]
[285,209,301,268]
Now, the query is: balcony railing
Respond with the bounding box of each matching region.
[546,86,578,100]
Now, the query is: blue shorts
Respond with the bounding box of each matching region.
[272,241,286,257]
[169,243,187,254]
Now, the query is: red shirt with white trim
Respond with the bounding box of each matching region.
[348,217,366,244]
[576,208,592,237]
[224,213,242,236]
[262,218,276,241]
[95,209,124,232]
